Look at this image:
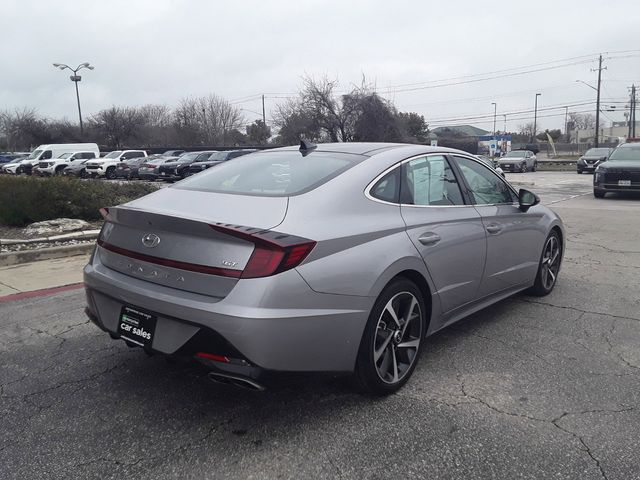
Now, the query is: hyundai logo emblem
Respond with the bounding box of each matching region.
[141,233,161,248]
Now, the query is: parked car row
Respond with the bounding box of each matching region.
[0,145,256,182]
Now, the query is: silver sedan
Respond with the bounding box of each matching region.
[84,142,564,394]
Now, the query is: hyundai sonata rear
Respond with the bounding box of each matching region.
[85,142,564,394]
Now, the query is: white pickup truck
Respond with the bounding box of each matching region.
[34,151,98,176]
[84,150,147,179]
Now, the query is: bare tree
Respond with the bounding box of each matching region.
[174,95,244,146]
[88,106,144,148]
[518,122,536,138]
[568,113,596,130]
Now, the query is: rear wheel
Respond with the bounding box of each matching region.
[526,231,562,296]
[356,278,426,395]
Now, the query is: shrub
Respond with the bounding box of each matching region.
[0,176,159,226]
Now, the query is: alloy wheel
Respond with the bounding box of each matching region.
[541,235,561,290]
[373,292,422,384]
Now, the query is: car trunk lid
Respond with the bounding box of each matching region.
[96,188,288,298]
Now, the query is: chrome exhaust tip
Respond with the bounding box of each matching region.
[208,372,265,392]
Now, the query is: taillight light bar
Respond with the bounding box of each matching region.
[96,208,315,280]
[209,223,316,279]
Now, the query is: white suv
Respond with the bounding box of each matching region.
[84,150,147,179]
[34,151,98,176]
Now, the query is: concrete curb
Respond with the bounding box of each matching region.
[0,243,95,267]
[0,230,100,246]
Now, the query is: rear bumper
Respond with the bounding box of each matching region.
[83,253,372,373]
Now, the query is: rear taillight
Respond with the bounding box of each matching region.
[209,224,316,279]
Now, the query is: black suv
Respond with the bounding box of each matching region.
[577,147,612,174]
[157,151,216,181]
[186,150,257,177]
[593,143,640,197]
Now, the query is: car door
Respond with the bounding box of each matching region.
[452,155,546,297]
[399,154,487,313]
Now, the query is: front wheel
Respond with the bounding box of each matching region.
[594,189,605,198]
[355,278,426,395]
[520,163,528,173]
[532,162,537,172]
[526,231,562,296]
[105,167,116,180]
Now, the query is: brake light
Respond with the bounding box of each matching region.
[195,352,230,363]
[209,224,316,279]
[99,207,110,220]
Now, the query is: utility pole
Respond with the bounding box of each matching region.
[564,106,569,141]
[592,54,606,147]
[503,114,507,133]
[633,85,637,139]
[491,102,497,135]
[627,85,636,138]
[261,94,266,124]
[532,93,541,142]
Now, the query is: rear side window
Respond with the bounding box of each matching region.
[177,150,365,196]
[370,168,400,203]
[401,155,464,206]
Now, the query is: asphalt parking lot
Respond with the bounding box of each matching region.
[1,171,639,479]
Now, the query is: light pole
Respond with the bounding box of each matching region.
[532,93,541,142]
[576,79,601,146]
[52,62,94,135]
[491,102,497,135]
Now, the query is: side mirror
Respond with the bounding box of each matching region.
[518,189,540,212]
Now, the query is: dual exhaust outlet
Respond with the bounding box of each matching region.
[208,372,265,392]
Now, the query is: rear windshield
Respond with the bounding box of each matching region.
[609,145,640,161]
[585,148,610,156]
[176,150,365,196]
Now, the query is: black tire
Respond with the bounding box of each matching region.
[532,162,537,172]
[577,169,583,174]
[526,230,562,297]
[79,169,88,179]
[594,189,605,198]
[520,163,527,173]
[105,167,116,180]
[355,278,426,395]
[55,166,66,176]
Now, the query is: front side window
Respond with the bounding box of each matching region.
[104,151,122,159]
[401,155,464,206]
[41,150,52,160]
[455,156,517,205]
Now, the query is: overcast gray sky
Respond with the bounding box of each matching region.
[1,0,639,133]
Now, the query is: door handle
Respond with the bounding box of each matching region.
[486,224,503,234]
[418,233,441,245]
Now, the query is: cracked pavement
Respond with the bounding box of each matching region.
[1,172,639,479]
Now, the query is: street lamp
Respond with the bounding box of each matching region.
[52,62,94,135]
[532,93,541,142]
[576,79,601,147]
[491,102,497,135]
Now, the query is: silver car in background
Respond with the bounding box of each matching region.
[84,142,564,394]
[498,150,538,173]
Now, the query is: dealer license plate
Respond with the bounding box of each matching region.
[118,306,156,347]
[619,180,631,186]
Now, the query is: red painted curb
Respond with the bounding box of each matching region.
[0,283,84,303]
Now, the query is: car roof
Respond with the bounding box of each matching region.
[266,142,480,157]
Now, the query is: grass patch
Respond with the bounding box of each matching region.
[0,176,159,226]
